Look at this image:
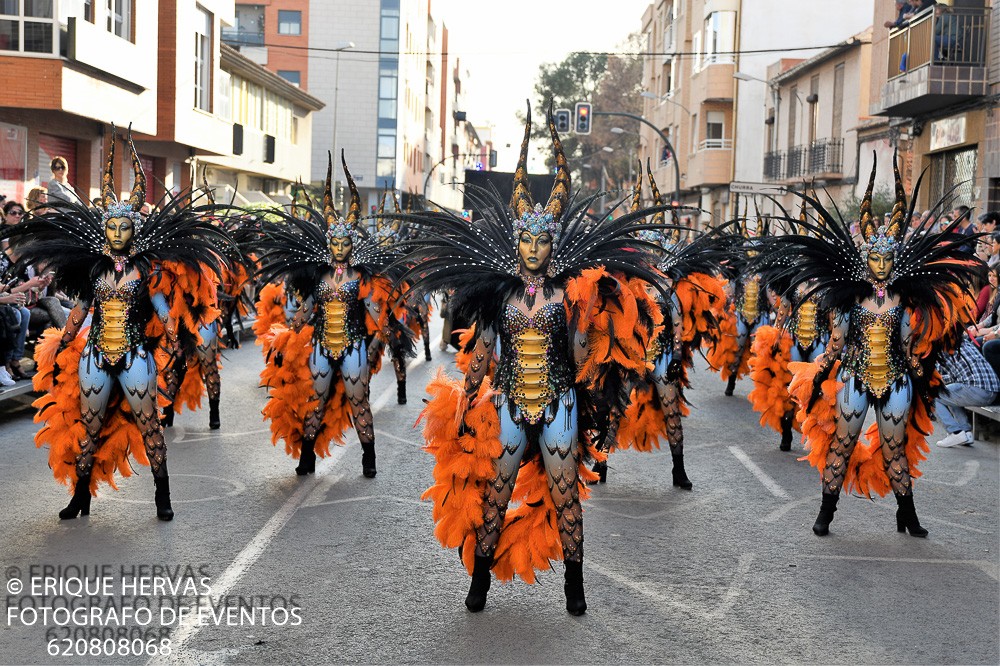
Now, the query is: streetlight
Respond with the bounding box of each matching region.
[640,90,693,116]
[593,110,681,208]
[330,40,355,209]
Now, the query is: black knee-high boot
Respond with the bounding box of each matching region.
[361,439,377,478]
[812,492,839,536]
[208,397,221,430]
[465,555,493,612]
[671,453,692,490]
[154,472,173,521]
[895,492,928,537]
[59,473,92,520]
[590,461,608,484]
[725,374,737,396]
[296,437,316,476]
[423,331,432,362]
[397,380,407,405]
[564,559,587,616]
[161,406,175,428]
[779,414,794,451]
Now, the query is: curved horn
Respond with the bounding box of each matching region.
[630,159,644,212]
[886,149,907,241]
[101,124,117,210]
[646,160,666,226]
[125,124,146,211]
[341,150,362,227]
[543,100,571,223]
[392,190,402,214]
[202,165,215,205]
[859,152,878,243]
[510,100,534,218]
[323,152,339,225]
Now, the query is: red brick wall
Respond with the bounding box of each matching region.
[0,57,62,109]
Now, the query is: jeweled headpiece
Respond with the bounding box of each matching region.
[99,124,146,228]
[323,151,361,243]
[510,101,570,244]
[858,151,906,257]
[374,190,402,245]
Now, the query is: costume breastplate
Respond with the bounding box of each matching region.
[496,302,573,425]
[794,299,819,348]
[91,278,141,365]
[843,305,904,398]
[740,276,760,323]
[315,279,364,360]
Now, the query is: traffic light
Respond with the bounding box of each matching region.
[575,102,592,135]
[554,108,571,133]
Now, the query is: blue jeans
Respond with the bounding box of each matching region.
[10,305,29,361]
[936,383,998,433]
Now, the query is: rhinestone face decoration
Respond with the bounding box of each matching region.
[860,225,900,256]
[101,201,144,230]
[514,203,561,244]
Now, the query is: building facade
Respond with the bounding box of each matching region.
[869,0,996,214]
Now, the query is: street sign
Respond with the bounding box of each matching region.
[729,181,787,195]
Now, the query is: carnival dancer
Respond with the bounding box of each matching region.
[161,174,250,431]
[600,161,729,489]
[410,104,670,615]
[248,152,400,478]
[2,127,233,521]
[767,154,982,537]
[707,198,770,397]
[748,202,830,451]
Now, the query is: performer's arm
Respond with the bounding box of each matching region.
[465,326,496,401]
[59,299,91,350]
[150,291,178,354]
[900,309,922,376]
[290,296,314,332]
[816,310,848,371]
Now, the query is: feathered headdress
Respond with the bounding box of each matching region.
[510,101,569,244]
[100,124,146,228]
[374,189,403,245]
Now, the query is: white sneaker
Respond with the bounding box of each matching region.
[936,431,974,448]
[0,367,15,387]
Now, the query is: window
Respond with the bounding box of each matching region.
[277,10,300,35]
[227,4,263,45]
[0,0,56,54]
[808,75,819,144]
[930,147,977,208]
[690,113,698,153]
[661,61,672,97]
[84,0,93,22]
[692,31,702,71]
[660,126,672,165]
[194,6,212,112]
[706,111,724,147]
[787,85,798,147]
[106,0,132,41]
[278,70,301,86]
[831,63,845,139]
[703,11,735,64]
[217,70,231,120]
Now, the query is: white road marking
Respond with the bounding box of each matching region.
[728,446,790,499]
[587,552,754,620]
[149,365,402,663]
[810,554,999,582]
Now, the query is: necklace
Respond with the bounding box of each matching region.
[872,280,888,307]
[333,260,348,276]
[520,272,545,309]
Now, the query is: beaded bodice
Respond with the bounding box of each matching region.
[494,302,574,424]
[792,297,821,349]
[737,275,763,324]
[314,278,364,360]
[841,304,904,398]
[89,277,142,365]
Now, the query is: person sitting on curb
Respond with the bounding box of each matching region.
[935,335,1000,448]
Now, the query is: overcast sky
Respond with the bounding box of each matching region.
[432,0,651,173]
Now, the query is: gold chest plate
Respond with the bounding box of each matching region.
[796,301,818,348]
[322,299,348,358]
[513,326,550,423]
[865,320,890,397]
[99,297,129,364]
[742,279,759,322]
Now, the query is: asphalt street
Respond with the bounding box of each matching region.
[0,319,997,665]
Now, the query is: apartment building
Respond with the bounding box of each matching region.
[638,0,871,226]
[0,0,158,202]
[869,0,996,213]
[762,30,872,214]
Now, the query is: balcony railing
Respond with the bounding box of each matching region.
[887,7,990,80]
[698,138,732,150]
[765,139,843,181]
[764,151,783,180]
[221,28,265,46]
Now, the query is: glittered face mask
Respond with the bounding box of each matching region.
[514,203,561,245]
[101,202,143,239]
[329,235,353,262]
[867,251,895,282]
[518,230,553,274]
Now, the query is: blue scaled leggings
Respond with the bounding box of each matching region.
[303,340,373,448]
[475,389,583,562]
